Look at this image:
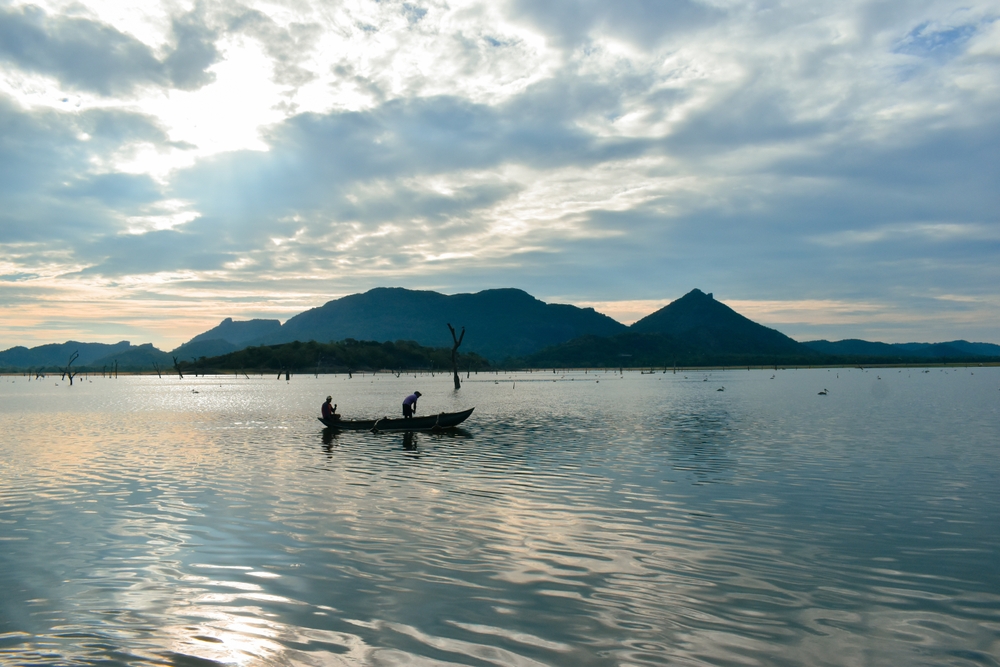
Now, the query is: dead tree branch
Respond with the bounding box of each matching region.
[447,323,465,390]
[63,351,79,386]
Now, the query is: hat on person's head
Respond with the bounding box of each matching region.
[326,396,332,401]
[414,391,421,396]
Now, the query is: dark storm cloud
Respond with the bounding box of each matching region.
[0,4,220,95]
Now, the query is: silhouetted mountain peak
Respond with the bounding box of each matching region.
[631,289,739,334]
[186,317,282,347]
[630,289,811,355]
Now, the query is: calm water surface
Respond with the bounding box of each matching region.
[1,367,998,666]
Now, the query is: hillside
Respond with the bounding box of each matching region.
[804,339,1000,360]
[90,344,173,371]
[629,289,816,356]
[259,287,627,360]
[521,289,825,367]
[0,341,145,370]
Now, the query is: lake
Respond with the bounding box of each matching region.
[1,367,998,666]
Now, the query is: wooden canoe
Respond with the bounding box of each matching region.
[318,407,475,432]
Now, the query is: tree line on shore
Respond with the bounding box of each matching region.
[179,338,491,374]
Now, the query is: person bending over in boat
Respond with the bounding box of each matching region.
[321,396,340,422]
[402,391,421,419]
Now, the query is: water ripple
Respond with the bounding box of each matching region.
[1,370,999,665]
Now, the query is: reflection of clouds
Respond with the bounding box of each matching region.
[345,618,563,667]
[4,371,999,665]
[160,603,371,666]
[139,564,372,665]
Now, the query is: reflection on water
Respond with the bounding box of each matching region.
[1,368,999,666]
[662,408,736,483]
[402,430,416,451]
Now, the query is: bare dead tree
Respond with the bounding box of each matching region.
[63,351,79,386]
[153,362,162,378]
[447,323,465,390]
[172,356,184,379]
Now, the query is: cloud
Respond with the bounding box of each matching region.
[167,89,639,229]
[0,98,173,244]
[225,7,322,88]
[0,3,220,95]
[1,0,999,349]
[810,223,1000,247]
[508,0,724,50]
[62,173,163,210]
[163,8,221,90]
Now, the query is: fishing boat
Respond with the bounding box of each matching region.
[318,407,475,432]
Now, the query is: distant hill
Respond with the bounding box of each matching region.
[629,289,815,356]
[0,341,138,369]
[522,290,824,368]
[803,339,906,357]
[171,317,283,360]
[257,287,627,360]
[90,344,173,371]
[171,338,241,360]
[189,317,282,346]
[804,339,1000,360]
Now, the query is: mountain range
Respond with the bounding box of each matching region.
[2,288,998,370]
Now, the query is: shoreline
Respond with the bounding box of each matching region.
[3,361,998,379]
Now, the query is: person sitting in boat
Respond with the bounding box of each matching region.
[321,396,340,422]
[402,391,421,419]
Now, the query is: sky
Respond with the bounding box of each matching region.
[1,0,998,351]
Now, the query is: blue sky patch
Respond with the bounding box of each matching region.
[893,21,978,60]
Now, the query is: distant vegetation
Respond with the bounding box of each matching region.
[3,288,998,373]
[516,332,835,369]
[178,339,492,374]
